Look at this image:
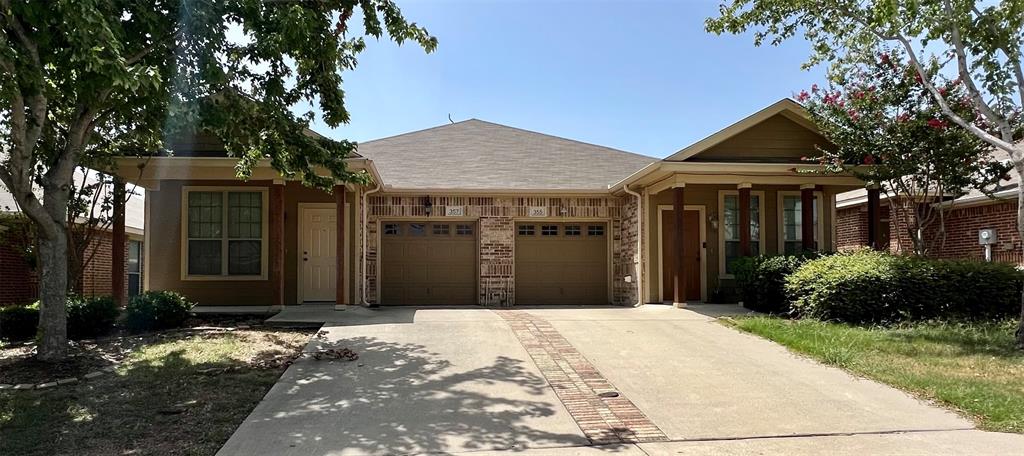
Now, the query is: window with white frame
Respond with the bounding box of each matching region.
[185,189,266,277]
[722,193,760,274]
[780,194,819,254]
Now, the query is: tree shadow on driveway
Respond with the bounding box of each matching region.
[219,334,603,455]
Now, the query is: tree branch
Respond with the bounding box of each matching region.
[943,0,1004,130]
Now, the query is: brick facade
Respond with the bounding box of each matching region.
[363,194,637,306]
[0,224,131,305]
[837,198,1024,265]
[613,195,640,306]
[0,234,37,305]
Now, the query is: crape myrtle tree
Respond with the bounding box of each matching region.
[799,50,1006,255]
[706,0,1024,346]
[0,0,436,361]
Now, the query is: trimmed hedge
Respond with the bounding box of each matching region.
[123,291,195,333]
[0,304,39,341]
[67,295,119,339]
[786,249,1023,323]
[732,255,811,314]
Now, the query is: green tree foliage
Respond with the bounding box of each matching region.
[707,0,1024,346]
[0,0,436,360]
[799,50,1006,254]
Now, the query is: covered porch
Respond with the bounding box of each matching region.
[110,156,378,308]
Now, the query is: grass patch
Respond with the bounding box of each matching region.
[0,328,312,456]
[730,317,1024,433]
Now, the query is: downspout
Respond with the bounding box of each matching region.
[622,184,643,307]
[360,182,382,306]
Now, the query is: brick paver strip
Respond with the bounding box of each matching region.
[494,310,669,444]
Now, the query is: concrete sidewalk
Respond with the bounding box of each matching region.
[218,305,1024,455]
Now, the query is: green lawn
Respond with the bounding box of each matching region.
[0,329,312,456]
[728,317,1024,433]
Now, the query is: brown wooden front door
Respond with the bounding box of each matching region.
[661,209,701,302]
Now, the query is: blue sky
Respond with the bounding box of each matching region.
[316,0,827,159]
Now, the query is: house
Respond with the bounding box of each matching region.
[0,171,146,305]
[837,150,1023,264]
[109,98,872,308]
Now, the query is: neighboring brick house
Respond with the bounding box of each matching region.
[0,174,146,305]
[836,157,1024,265]
[111,98,868,308]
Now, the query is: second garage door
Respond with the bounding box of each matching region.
[380,221,477,305]
[515,222,609,305]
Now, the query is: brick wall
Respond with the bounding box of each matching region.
[613,195,640,306]
[0,226,129,305]
[79,230,129,298]
[836,198,1024,265]
[0,236,37,305]
[364,194,627,306]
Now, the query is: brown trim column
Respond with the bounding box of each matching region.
[270,182,285,307]
[867,186,881,250]
[738,184,751,257]
[111,178,126,307]
[801,185,815,251]
[334,185,347,306]
[672,185,686,307]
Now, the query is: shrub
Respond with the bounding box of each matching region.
[66,295,119,339]
[732,255,811,314]
[0,305,39,341]
[786,249,1024,323]
[123,291,195,333]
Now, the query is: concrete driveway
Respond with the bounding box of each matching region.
[219,305,1024,455]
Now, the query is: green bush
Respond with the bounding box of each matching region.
[66,295,119,339]
[786,249,1024,323]
[0,305,39,341]
[123,291,195,333]
[732,255,811,314]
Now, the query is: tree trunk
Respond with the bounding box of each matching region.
[36,225,69,361]
[1016,173,1024,349]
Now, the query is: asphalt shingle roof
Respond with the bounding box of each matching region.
[355,119,657,191]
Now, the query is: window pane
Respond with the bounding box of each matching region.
[228,192,262,239]
[127,240,142,273]
[384,223,400,235]
[188,240,222,275]
[541,225,558,236]
[188,192,222,238]
[750,195,761,241]
[432,224,450,236]
[228,240,261,275]
[456,224,473,235]
[518,225,535,236]
[723,195,739,241]
[128,274,140,298]
[724,241,740,274]
[409,223,426,236]
[588,225,605,236]
[783,196,801,241]
[565,225,581,236]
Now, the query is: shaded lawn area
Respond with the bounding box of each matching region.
[0,328,313,456]
[728,317,1024,433]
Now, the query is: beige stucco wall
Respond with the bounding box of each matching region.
[643,183,849,302]
[146,180,357,306]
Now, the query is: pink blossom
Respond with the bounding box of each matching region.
[796,90,810,102]
[863,155,876,165]
[927,118,948,129]
[811,84,819,93]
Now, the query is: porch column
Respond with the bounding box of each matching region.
[270,182,285,307]
[867,186,882,250]
[738,183,752,257]
[672,184,686,308]
[111,178,126,307]
[334,185,347,306]
[801,184,815,251]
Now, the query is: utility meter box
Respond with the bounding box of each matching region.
[979,228,998,245]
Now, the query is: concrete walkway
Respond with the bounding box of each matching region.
[219,305,1024,455]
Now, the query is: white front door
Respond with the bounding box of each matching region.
[300,207,337,302]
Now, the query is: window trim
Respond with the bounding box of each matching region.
[776,190,825,254]
[180,186,269,281]
[718,190,767,278]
